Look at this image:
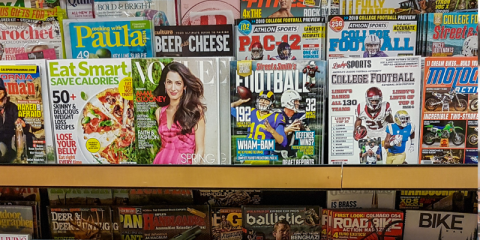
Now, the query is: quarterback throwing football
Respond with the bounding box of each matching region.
[384,110,416,164]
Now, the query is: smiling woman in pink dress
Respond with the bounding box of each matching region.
[152,62,206,165]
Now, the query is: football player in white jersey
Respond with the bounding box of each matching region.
[354,87,394,162]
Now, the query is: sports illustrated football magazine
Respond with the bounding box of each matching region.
[404,210,477,240]
[327,190,396,209]
[132,58,224,164]
[419,57,478,164]
[328,57,421,165]
[425,12,478,57]
[179,0,240,25]
[240,0,321,18]
[326,14,418,59]
[242,205,321,240]
[47,58,135,164]
[230,60,326,165]
[235,17,326,60]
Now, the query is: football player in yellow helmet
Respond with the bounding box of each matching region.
[384,110,416,164]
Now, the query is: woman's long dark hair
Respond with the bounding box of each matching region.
[153,62,206,135]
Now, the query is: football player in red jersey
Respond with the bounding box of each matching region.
[248,42,264,60]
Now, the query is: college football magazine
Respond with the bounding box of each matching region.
[327,14,418,59]
[419,57,478,164]
[236,17,326,60]
[230,60,326,165]
[328,57,422,165]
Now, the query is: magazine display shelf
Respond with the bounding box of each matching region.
[0,165,476,189]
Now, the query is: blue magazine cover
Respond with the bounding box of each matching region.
[65,19,153,59]
[426,12,478,57]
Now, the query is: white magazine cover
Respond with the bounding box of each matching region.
[327,190,396,209]
[326,14,417,59]
[179,0,240,25]
[47,58,134,164]
[218,57,232,165]
[404,210,477,240]
[94,0,176,25]
[328,56,421,165]
[65,0,94,19]
[343,0,421,14]
[236,18,326,60]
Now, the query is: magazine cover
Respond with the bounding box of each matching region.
[242,205,321,240]
[64,18,153,59]
[419,57,477,164]
[0,206,34,236]
[404,210,477,239]
[179,0,240,25]
[15,49,56,60]
[398,190,477,213]
[218,57,233,165]
[0,201,39,239]
[230,60,326,165]
[155,25,234,57]
[142,205,211,240]
[211,208,242,240]
[343,0,421,14]
[65,0,94,19]
[236,18,326,60]
[0,234,30,240]
[240,0,321,18]
[47,58,135,164]
[327,14,418,59]
[194,190,262,207]
[328,57,422,165]
[0,6,64,60]
[128,189,194,205]
[0,0,31,7]
[328,209,403,239]
[418,0,478,13]
[425,12,478,57]
[48,188,113,206]
[118,207,143,240]
[132,58,223,164]
[0,188,40,202]
[320,208,327,240]
[0,61,54,164]
[327,190,396,209]
[48,206,112,240]
[94,0,176,26]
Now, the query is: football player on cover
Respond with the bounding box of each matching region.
[231,91,288,152]
[461,35,478,57]
[303,61,320,84]
[270,42,297,60]
[363,35,388,58]
[361,140,381,164]
[274,89,310,158]
[248,42,264,60]
[384,110,415,164]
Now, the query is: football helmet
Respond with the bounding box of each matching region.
[277,42,292,60]
[256,91,275,111]
[251,42,264,60]
[394,110,410,127]
[354,125,368,140]
[365,87,383,110]
[308,61,316,68]
[364,34,381,56]
[281,89,301,112]
[461,35,477,56]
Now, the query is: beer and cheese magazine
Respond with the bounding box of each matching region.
[236,17,326,60]
[425,12,478,57]
[64,18,153,59]
[0,7,63,60]
[404,210,477,240]
[328,57,421,165]
[47,59,135,164]
[327,209,404,239]
[230,60,325,165]
[155,25,234,57]
[0,60,54,164]
[48,207,112,240]
[327,190,396,209]
[242,206,321,240]
[179,0,240,25]
[0,205,34,236]
[327,14,417,59]
[93,0,176,26]
[240,0,321,18]
[419,57,478,164]
[132,58,225,164]
[211,208,242,240]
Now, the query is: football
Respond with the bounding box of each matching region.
[237,86,252,100]
[354,125,368,140]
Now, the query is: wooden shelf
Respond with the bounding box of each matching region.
[0,165,476,189]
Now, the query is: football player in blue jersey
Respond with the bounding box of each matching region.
[274,89,310,158]
[231,91,288,150]
[384,110,416,164]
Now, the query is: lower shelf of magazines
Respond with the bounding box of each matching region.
[0,165,476,189]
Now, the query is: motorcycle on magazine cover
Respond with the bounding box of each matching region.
[467,126,478,146]
[423,121,465,145]
[425,89,468,111]
[470,97,478,111]
[431,151,461,164]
